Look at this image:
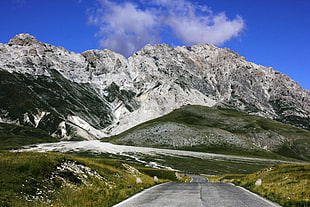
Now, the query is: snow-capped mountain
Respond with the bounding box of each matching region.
[0,33,309,140]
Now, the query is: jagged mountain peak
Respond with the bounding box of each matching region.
[8,33,42,46]
[137,43,175,53]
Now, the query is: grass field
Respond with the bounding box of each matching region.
[210,163,310,207]
[0,123,58,150]
[0,150,183,207]
[121,152,281,175]
[1,105,309,206]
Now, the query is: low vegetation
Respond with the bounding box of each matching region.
[61,149,282,175]
[107,105,310,161]
[133,153,280,175]
[1,105,309,206]
[0,123,58,150]
[0,150,183,207]
[210,164,310,207]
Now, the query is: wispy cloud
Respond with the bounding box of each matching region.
[88,0,245,57]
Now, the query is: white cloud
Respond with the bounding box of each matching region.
[89,0,159,56]
[89,0,245,56]
[167,11,245,45]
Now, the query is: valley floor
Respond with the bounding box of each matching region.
[17,140,300,174]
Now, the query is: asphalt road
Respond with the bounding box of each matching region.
[114,175,280,207]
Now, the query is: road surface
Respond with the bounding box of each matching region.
[114,175,279,207]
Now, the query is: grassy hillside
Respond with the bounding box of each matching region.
[0,150,183,207]
[106,105,310,161]
[0,122,58,150]
[213,164,310,207]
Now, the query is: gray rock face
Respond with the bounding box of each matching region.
[0,33,309,140]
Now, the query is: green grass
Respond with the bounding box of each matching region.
[178,144,294,160]
[0,123,58,150]
[127,153,280,175]
[106,105,310,161]
[0,150,183,207]
[211,164,310,207]
[61,149,292,175]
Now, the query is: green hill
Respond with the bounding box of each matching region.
[106,105,310,161]
[0,122,58,150]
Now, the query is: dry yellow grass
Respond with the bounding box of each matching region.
[215,164,310,207]
[0,151,181,207]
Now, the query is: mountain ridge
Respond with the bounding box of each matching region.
[0,33,309,141]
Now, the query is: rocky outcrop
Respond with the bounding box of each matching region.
[0,33,309,140]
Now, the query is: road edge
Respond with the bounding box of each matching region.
[112,182,170,207]
[229,183,281,207]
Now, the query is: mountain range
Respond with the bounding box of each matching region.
[0,33,309,160]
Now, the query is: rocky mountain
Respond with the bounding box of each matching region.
[0,33,309,141]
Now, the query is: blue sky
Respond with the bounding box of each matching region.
[0,0,309,90]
